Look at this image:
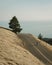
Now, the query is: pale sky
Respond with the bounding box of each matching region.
[0,0,52,21]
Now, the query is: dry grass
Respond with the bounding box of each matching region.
[17,33,52,65]
[32,35,52,51]
[0,27,45,65]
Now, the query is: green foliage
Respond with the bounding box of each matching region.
[9,16,22,33]
[38,33,42,40]
[38,33,52,45]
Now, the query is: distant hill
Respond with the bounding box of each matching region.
[0,27,52,65]
[42,38,52,45]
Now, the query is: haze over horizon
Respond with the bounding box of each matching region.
[0,0,52,38]
[0,0,52,21]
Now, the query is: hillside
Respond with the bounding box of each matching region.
[0,27,52,65]
[17,34,52,65]
[0,27,45,65]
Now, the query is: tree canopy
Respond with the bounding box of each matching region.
[38,33,43,40]
[9,16,22,33]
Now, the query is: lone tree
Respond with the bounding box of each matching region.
[38,33,43,40]
[9,16,22,33]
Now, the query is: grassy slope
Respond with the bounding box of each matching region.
[0,27,45,65]
[17,34,52,65]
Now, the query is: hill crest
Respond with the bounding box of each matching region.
[0,27,52,65]
[0,27,45,65]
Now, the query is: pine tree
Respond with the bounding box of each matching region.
[9,16,22,33]
[38,33,42,40]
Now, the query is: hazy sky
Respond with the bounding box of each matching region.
[0,0,52,21]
